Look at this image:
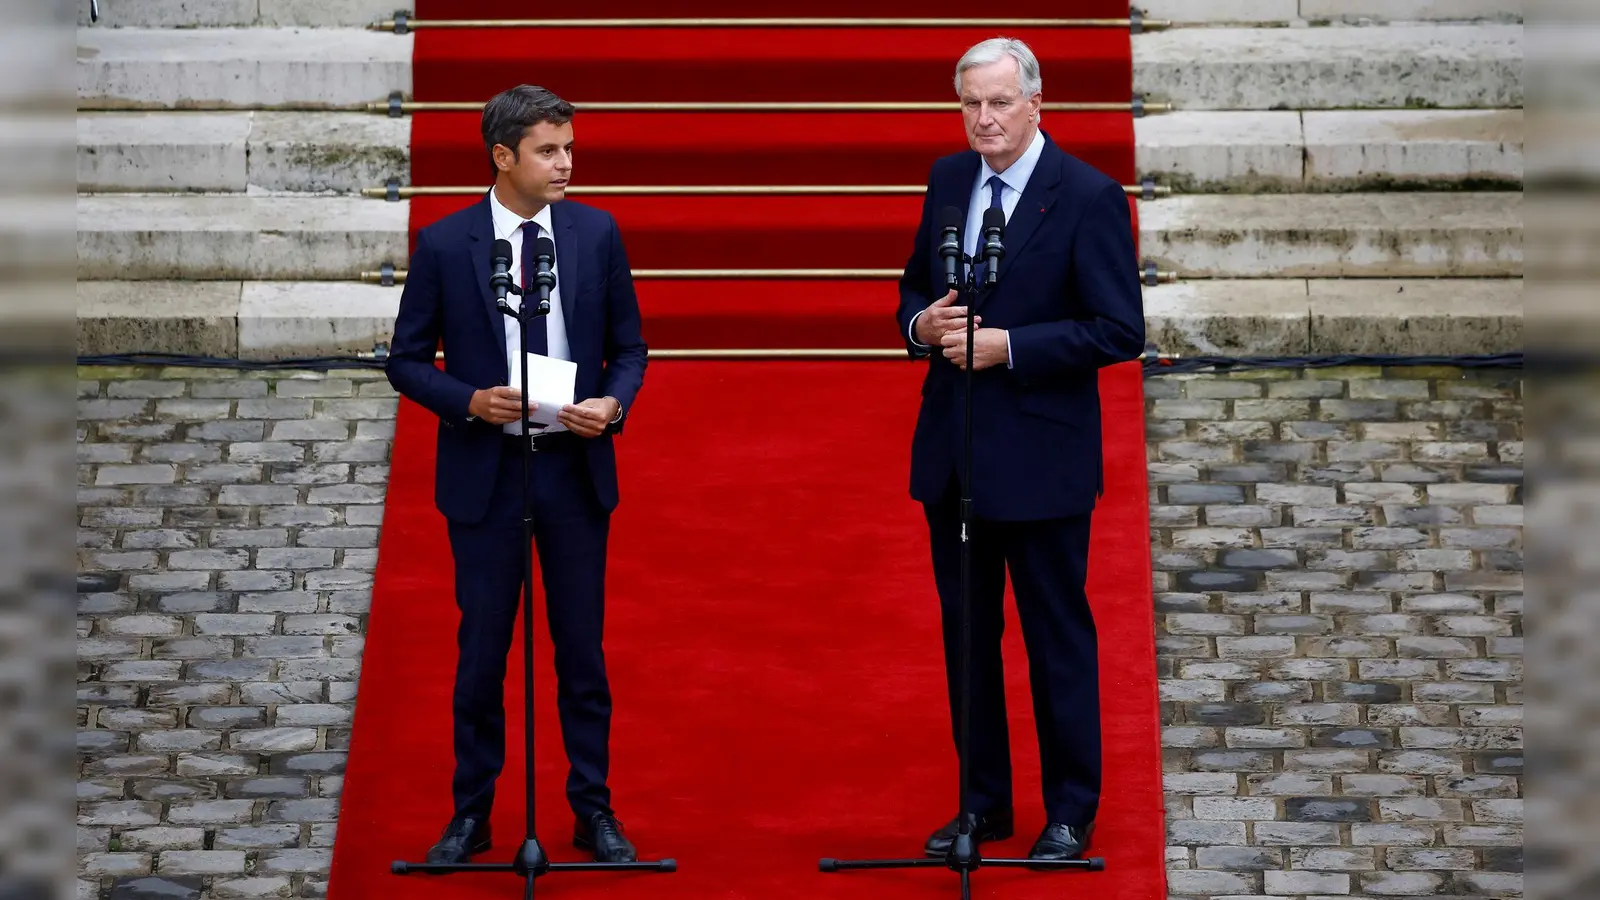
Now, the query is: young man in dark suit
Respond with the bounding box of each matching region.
[897,38,1146,864]
[386,84,647,866]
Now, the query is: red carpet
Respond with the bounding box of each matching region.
[328,362,1163,899]
[414,28,1130,103]
[409,111,1133,188]
[330,6,1165,898]
[417,0,1135,18]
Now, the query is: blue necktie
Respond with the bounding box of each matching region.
[520,220,548,357]
[973,175,1004,284]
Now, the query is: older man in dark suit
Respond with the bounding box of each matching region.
[386,84,647,867]
[897,37,1146,865]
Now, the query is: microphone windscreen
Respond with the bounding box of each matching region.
[535,237,556,259]
[941,206,962,229]
[982,207,1005,233]
[492,238,513,263]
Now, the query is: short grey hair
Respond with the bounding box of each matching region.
[953,37,1042,98]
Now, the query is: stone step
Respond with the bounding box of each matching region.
[80,23,1521,112]
[78,191,1524,282]
[76,195,407,281]
[1133,24,1521,110]
[79,0,396,27]
[77,112,409,193]
[1302,109,1523,190]
[1144,277,1521,356]
[78,106,1523,196]
[1139,192,1521,278]
[77,27,411,110]
[77,277,1523,359]
[77,281,397,360]
[1135,109,1523,193]
[1136,0,1521,24]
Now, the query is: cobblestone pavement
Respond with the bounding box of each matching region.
[1149,365,1523,899]
[75,364,1522,899]
[76,367,394,900]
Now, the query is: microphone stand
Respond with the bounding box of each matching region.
[818,245,1105,900]
[391,281,676,897]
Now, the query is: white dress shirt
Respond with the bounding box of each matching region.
[488,187,570,434]
[910,127,1047,368]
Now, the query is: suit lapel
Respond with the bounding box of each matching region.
[553,202,580,345]
[466,195,508,372]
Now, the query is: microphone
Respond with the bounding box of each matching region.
[531,237,556,314]
[490,239,515,311]
[979,207,1005,285]
[938,206,962,290]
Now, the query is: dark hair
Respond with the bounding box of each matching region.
[481,85,576,177]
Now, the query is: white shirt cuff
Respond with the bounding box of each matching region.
[909,310,930,348]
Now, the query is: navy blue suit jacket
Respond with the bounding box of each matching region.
[897,134,1145,521]
[386,195,647,524]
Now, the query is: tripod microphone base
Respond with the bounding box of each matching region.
[390,833,678,877]
[819,846,1105,900]
[514,837,549,877]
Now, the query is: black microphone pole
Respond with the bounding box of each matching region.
[391,232,675,896]
[819,204,1104,900]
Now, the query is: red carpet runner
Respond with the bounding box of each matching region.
[329,362,1161,899]
[328,4,1164,897]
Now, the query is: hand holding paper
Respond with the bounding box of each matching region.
[559,398,620,438]
[507,352,577,426]
[468,386,526,425]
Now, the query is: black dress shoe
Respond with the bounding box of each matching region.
[923,808,1015,858]
[425,816,492,865]
[1028,821,1093,866]
[574,811,636,863]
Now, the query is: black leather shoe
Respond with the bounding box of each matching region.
[923,808,1015,858]
[1028,821,1093,866]
[574,811,636,863]
[425,816,492,864]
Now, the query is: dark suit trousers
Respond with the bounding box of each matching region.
[446,434,613,822]
[924,483,1101,827]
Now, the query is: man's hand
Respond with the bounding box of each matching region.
[914,289,980,346]
[559,397,620,438]
[941,327,1009,371]
[468,386,528,425]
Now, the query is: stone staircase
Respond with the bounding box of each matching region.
[76,1,1523,359]
[1132,2,1522,357]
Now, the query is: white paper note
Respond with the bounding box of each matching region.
[508,352,577,426]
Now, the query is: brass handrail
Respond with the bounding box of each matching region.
[362,184,1171,199]
[370,17,1171,30]
[393,347,1178,361]
[387,348,957,361]
[359,268,1179,284]
[370,100,1171,114]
